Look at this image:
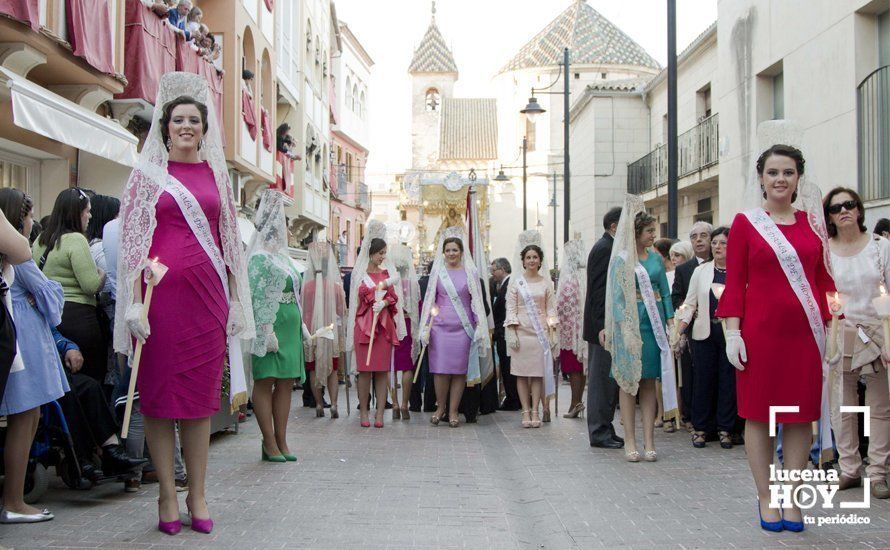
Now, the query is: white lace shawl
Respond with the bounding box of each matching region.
[557,238,587,362]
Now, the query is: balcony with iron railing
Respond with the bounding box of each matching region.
[358,183,370,211]
[858,65,890,202]
[627,113,719,195]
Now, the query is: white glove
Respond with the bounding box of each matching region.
[226,301,245,337]
[126,303,151,344]
[669,330,680,353]
[372,300,387,314]
[421,326,431,346]
[384,273,401,289]
[725,329,747,371]
[506,328,520,351]
[265,332,279,353]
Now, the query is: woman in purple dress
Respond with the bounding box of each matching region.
[115,73,254,536]
[419,229,491,427]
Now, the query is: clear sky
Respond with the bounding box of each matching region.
[334,0,718,186]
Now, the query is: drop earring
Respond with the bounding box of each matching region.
[199,138,205,150]
[166,137,172,150]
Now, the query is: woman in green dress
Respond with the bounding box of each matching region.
[247,190,307,463]
[605,196,676,463]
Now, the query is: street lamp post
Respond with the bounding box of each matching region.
[520,47,570,244]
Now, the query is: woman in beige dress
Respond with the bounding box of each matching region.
[504,241,558,428]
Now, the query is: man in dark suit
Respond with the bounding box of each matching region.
[490,258,520,410]
[583,207,624,449]
[670,221,712,429]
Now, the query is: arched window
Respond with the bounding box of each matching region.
[425,88,440,112]
[359,90,366,119]
[306,20,312,52]
[346,77,353,111]
[352,84,359,113]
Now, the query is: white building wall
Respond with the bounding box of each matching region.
[335,32,371,150]
[715,0,883,225]
[300,0,331,227]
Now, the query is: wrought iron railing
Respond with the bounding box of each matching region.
[627,113,719,194]
[858,65,890,201]
[337,165,347,196]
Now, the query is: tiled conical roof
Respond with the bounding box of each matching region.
[499,0,660,73]
[408,16,458,75]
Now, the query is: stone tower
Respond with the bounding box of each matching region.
[408,1,458,169]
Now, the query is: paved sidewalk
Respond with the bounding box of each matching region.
[1,384,888,549]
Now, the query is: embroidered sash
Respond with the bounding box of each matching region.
[438,269,481,384]
[635,263,679,419]
[516,276,555,397]
[744,208,831,451]
[164,176,247,409]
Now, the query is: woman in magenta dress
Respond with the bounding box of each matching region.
[716,144,835,532]
[419,230,491,428]
[346,227,405,428]
[389,243,420,420]
[115,73,254,536]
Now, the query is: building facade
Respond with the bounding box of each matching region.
[330,21,372,268]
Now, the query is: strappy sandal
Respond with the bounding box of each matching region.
[521,410,532,428]
[625,450,641,462]
[718,431,733,449]
[430,414,441,426]
[449,416,459,428]
[692,431,707,448]
[530,410,541,428]
[542,409,551,423]
[562,403,585,418]
[392,408,401,420]
[663,419,676,433]
[644,449,657,462]
[401,408,410,420]
[315,407,324,418]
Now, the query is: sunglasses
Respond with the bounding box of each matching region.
[827,200,858,215]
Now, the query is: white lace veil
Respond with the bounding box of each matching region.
[604,194,645,395]
[557,237,587,362]
[246,190,297,357]
[345,220,407,353]
[303,240,345,386]
[389,243,421,362]
[512,230,550,283]
[114,72,255,354]
[419,227,492,387]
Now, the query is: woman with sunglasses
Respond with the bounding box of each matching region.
[823,187,890,500]
[32,188,107,384]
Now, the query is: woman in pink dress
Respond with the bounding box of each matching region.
[346,226,405,428]
[115,73,254,536]
[716,144,835,532]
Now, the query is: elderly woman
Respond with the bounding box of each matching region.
[824,187,890,500]
[675,227,737,450]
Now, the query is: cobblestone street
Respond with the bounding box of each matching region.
[2,384,889,549]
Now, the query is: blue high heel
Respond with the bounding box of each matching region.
[782,513,805,532]
[759,502,783,532]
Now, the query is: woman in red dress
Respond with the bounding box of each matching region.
[716,145,835,532]
[349,237,401,428]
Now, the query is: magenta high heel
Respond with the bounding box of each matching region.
[157,500,181,535]
[187,500,213,534]
[189,514,214,534]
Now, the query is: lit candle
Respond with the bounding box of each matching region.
[826,292,843,359]
[872,285,890,348]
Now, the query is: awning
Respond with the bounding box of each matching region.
[0,67,138,167]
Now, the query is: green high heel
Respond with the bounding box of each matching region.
[281,452,297,462]
[261,443,286,463]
